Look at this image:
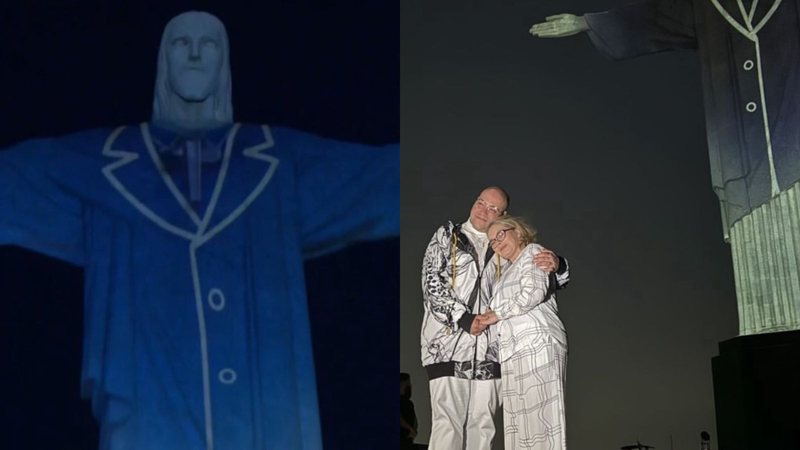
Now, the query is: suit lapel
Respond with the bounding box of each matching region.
[195,124,279,247]
[102,123,279,246]
[102,124,198,240]
[710,0,782,37]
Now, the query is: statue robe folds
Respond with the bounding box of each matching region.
[584,0,800,232]
[0,123,399,450]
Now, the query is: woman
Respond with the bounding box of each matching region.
[477,216,567,450]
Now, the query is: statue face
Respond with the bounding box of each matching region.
[165,13,224,102]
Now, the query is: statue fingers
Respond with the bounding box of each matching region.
[529,22,556,36]
[545,13,574,22]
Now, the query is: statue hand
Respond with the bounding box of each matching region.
[529,13,589,38]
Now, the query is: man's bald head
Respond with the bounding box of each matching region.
[468,186,509,232]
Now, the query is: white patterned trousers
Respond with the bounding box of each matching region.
[429,376,502,450]
[501,341,567,450]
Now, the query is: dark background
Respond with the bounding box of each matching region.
[400,1,739,449]
[0,2,398,449]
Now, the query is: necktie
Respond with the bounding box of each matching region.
[157,135,223,203]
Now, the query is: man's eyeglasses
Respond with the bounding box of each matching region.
[474,198,503,216]
[489,227,515,246]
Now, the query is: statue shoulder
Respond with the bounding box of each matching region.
[2,126,114,159]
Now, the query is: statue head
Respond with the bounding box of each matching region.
[152,11,233,130]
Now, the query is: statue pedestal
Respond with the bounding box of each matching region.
[711,330,800,450]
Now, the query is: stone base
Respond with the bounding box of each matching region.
[711,330,800,450]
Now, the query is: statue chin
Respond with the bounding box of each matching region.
[176,91,212,103]
[173,87,214,103]
[169,74,218,103]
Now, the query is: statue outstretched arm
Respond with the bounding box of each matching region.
[0,138,86,266]
[529,14,589,38]
[294,128,399,258]
[531,2,697,60]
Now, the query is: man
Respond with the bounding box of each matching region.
[0,11,397,450]
[420,186,568,449]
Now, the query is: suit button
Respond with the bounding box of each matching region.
[746,102,757,112]
[208,288,226,311]
[218,368,237,384]
[743,60,754,71]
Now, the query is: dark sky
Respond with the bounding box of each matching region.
[0,2,398,449]
[400,1,739,449]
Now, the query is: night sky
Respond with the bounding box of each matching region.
[400,1,739,449]
[0,2,397,449]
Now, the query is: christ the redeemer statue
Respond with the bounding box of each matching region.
[0,11,398,450]
[530,0,800,336]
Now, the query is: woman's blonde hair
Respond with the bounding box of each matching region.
[488,216,537,278]
[487,216,538,247]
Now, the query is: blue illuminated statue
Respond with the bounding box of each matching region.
[0,11,397,450]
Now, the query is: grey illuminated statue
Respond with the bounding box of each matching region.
[0,11,397,450]
[531,0,800,336]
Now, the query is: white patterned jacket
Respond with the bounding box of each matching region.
[483,244,567,363]
[420,222,569,380]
